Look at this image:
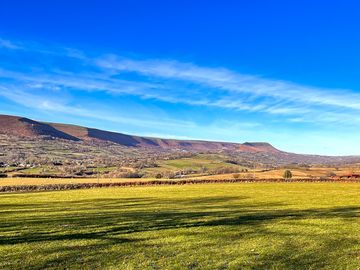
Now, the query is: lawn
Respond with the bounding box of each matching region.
[0,183,359,269]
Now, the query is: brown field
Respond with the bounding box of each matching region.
[194,166,358,179]
[1,166,359,187]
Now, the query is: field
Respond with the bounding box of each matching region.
[144,154,246,172]
[0,163,357,188]
[3,149,359,182]
[0,183,359,269]
[0,177,163,186]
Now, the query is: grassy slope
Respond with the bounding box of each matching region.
[161,155,232,169]
[3,154,243,177]
[143,154,245,174]
[4,153,356,180]
[0,183,359,269]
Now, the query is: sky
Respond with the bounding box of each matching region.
[1,1,360,155]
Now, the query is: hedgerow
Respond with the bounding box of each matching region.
[1,178,359,193]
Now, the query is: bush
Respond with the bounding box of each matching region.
[232,173,240,179]
[326,171,336,177]
[119,171,144,178]
[155,173,163,179]
[210,166,240,175]
[0,173,7,178]
[225,159,239,165]
[283,170,292,179]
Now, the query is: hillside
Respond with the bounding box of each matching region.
[0,114,280,153]
[1,114,360,173]
[0,115,80,141]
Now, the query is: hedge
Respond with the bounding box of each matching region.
[0,178,359,193]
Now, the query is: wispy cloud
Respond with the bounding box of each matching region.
[1,37,360,128]
[0,84,197,132]
[97,56,360,110]
[0,38,20,49]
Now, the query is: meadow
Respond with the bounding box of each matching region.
[0,183,359,269]
[0,177,162,187]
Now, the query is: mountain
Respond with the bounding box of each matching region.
[240,142,280,153]
[0,114,280,153]
[1,114,360,166]
[0,115,80,141]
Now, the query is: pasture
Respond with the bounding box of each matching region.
[0,177,162,187]
[0,183,359,269]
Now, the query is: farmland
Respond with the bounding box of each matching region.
[1,163,359,187]
[1,116,360,269]
[2,132,360,181]
[0,183,359,269]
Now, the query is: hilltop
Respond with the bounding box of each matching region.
[0,114,280,153]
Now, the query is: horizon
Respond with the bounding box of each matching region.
[1,112,357,157]
[1,1,360,155]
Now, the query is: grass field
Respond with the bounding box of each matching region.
[3,152,359,181]
[0,165,355,187]
[160,154,243,170]
[0,183,359,269]
[0,177,162,186]
[142,154,246,176]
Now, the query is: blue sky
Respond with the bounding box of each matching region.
[1,1,360,155]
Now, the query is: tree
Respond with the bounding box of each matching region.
[283,170,292,179]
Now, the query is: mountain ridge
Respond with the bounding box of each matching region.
[0,114,280,153]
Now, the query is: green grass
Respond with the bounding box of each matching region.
[0,166,17,173]
[18,166,116,175]
[92,166,117,173]
[144,154,245,175]
[19,166,44,174]
[166,154,241,168]
[20,166,62,174]
[0,183,359,269]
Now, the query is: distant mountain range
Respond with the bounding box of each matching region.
[0,114,280,153]
[2,114,360,166]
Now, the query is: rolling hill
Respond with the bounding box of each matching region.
[0,115,80,141]
[0,114,280,153]
[1,114,360,167]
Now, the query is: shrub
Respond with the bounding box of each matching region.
[232,173,240,179]
[225,159,239,165]
[283,170,292,179]
[326,171,336,177]
[155,173,163,179]
[119,171,144,178]
[210,166,240,175]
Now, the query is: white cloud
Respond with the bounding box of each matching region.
[0,38,20,49]
[97,56,360,111]
[0,85,197,131]
[1,37,360,128]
